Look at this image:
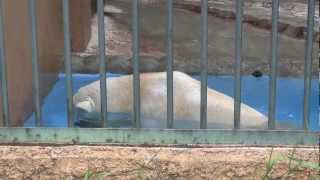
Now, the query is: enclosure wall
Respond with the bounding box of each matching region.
[0,0,92,126]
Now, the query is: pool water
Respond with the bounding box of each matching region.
[25,73,319,131]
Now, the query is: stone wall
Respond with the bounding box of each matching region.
[73,0,319,77]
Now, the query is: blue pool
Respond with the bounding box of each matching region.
[25,73,319,131]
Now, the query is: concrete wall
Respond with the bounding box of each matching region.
[0,0,92,126]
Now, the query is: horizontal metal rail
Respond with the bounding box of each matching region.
[0,128,317,145]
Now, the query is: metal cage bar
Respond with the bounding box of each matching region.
[0,0,317,146]
[303,0,316,130]
[28,0,42,127]
[166,0,174,129]
[97,0,108,127]
[0,0,10,127]
[200,0,208,129]
[268,0,279,130]
[234,0,244,129]
[62,0,74,127]
[132,0,141,128]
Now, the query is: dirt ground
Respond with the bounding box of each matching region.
[0,145,319,179]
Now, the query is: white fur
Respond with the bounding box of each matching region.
[73,71,268,129]
[75,96,95,112]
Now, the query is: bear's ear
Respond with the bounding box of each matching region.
[75,98,95,113]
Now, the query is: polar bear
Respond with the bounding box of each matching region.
[73,71,268,129]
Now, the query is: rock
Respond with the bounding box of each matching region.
[73,0,319,77]
[104,5,125,15]
[71,54,166,74]
[252,70,263,78]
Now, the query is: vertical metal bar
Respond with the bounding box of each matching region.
[28,0,42,127]
[303,0,315,130]
[268,0,279,130]
[132,0,141,128]
[62,0,74,127]
[234,0,243,129]
[0,0,10,127]
[97,0,107,127]
[166,0,174,129]
[200,0,208,129]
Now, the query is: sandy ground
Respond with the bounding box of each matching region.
[0,145,318,179]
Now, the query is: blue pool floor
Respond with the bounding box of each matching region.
[25,73,319,131]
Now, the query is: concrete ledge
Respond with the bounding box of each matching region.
[0,146,318,179]
[174,0,319,40]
